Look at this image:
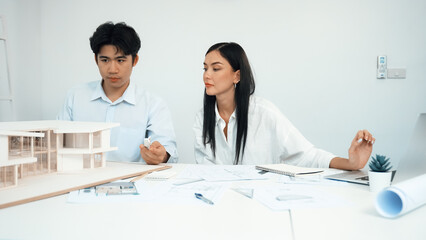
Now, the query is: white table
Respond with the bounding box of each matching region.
[0,164,293,240]
[1,164,425,240]
[291,183,426,240]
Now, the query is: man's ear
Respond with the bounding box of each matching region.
[94,54,98,64]
[234,70,241,84]
[133,55,139,66]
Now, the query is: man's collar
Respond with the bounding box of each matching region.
[91,80,136,105]
[90,80,107,102]
[121,81,136,105]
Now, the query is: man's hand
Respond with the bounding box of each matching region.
[140,141,170,165]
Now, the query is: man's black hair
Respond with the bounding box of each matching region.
[89,21,141,62]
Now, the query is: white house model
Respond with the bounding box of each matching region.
[0,120,119,190]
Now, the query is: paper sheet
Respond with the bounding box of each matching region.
[176,165,267,182]
[375,173,426,218]
[253,183,349,211]
[67,181,144,204]
[134,180,229,205]
[68,177,229,206]
[144,170,177,180]
[276,174,347,186]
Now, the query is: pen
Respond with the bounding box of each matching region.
[194,193,214,205]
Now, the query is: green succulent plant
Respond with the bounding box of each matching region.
[369,154,392,172]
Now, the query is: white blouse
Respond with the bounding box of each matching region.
[193,96,335,167]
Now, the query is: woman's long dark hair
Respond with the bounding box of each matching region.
[202,42,255,164]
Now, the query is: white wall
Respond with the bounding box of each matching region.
[0,0,42,121]
[1,0,426,166]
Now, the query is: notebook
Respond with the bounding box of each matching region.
[326,113,426,185]
[255,164,324,177]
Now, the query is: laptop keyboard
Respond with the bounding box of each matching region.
[355,176,369,181]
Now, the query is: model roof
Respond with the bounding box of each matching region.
[0,120,119,133]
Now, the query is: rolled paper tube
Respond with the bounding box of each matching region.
[375,173,426,218]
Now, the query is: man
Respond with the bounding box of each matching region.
[57,22,178,164]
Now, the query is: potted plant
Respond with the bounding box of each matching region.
[368,154,393,192]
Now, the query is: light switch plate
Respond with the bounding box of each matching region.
[377,56,387,79]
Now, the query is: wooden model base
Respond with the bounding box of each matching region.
[0,161,171,209]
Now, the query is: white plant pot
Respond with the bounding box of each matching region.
[368,171,392,192]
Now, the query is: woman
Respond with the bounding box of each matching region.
[194,42,374,170]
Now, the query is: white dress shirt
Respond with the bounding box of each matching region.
[194,95,335,167]
[57,80,178,163]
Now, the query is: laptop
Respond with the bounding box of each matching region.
[326,113,426,185]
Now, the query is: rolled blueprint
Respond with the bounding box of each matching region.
[375,173,426,218]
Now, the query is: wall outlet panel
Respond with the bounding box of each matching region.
[387,68,406,79]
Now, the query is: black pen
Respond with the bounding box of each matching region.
[194,193,214,205]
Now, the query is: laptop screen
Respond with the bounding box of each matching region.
[393,113,426,184]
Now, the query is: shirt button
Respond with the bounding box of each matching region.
[105,105,115,122]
